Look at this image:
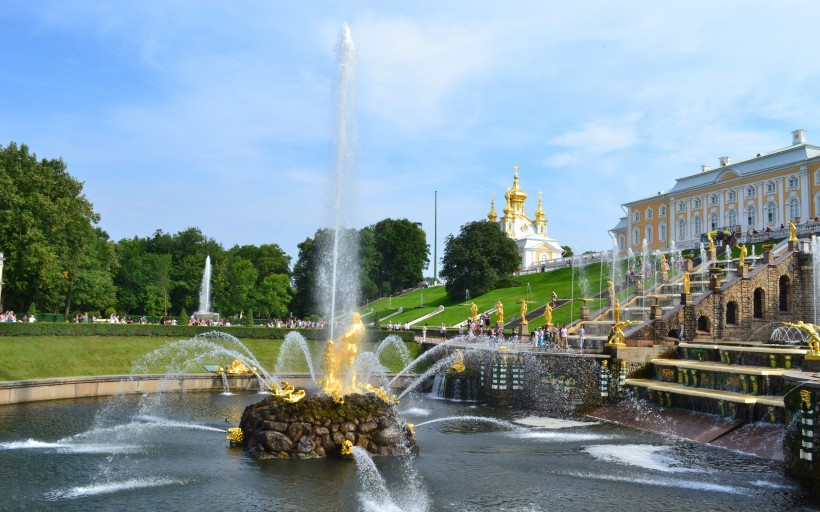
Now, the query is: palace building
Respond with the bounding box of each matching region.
[487,166,564,268]
[610,129,820,255]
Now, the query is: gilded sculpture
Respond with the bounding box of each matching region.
[470,302,478,323]
[606,320,640,346]
[738,244,747,268]
[322,312,366,394]
[784,321,820,357]
[519,298,528,325]
[544,303,553,326]
[682,272,690,294]
[448,349,466,373]
[789,220,798,242]
[707,232,715,252]
[495,301,504,325]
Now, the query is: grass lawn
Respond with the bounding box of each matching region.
[0,336,420,381]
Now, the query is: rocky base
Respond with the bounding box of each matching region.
[239,392,417,459]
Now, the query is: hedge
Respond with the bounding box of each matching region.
[0,322,416,343]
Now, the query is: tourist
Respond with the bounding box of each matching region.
[440,322,446,341]
[551,291,558,307]
[560,324,568,348]
[677,322,685,342]
[578,325,585,350]
[422,324,427,343]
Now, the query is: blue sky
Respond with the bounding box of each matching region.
[3,1,820,272]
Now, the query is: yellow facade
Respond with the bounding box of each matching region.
[611,130,820,255]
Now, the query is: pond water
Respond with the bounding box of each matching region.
[0,391,815,511]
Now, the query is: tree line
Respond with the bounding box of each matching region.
[0,142,430,321]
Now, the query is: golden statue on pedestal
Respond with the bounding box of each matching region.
[682,272,691,294]
[738,244,747,267]
[225,359,254,374]
[448,349,466,373]
[606,320,639,346]
[784,321,820,357]
[789,220,798,242]
[544,303,553,326]
[707,232,715,252]
[613,299,621,324]
[495,301,504,325]
[470,302,478,323]
[519,298,528,325]
[322,312,366,395]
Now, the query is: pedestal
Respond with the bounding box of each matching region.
[519,324,529,336]
[635,281,644,294]
[661,272,669,284]
[684,260,694,272]
[680,293,691,306]
[738,266,750,279]
[580,307,590,321]
[650,305,663,320]
[789,240,799,251]
[708,249,717,261]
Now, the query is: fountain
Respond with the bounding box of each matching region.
[194,255,219,322]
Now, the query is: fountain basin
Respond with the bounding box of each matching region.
[240,392,416,459]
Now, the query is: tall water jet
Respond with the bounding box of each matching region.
[197,255,212,316]
[318,22,359,342]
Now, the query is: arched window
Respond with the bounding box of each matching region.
[678,201,686,213]
[726,301,738,325]
[726,209,737,228]
[632,228,639,246]
[692,216,702,236]
[747,186,756,198]
[727,190,736,201]
[788,175,799,190]
[677,219,686,240]
[766,180,776,194]
[694,198,702,209]
[645,225,653,244]
[646,208,653,220]
[659,205,667,217]
[765,201,778,225]
[788,198,800,221]
[633,211,640,222]
[710,213,719,231]
[779,275,790,312]
[659,223,667,242]
[697,316,711,333]
[746,205,757,227]
[753,288,764,318]
[710,194,718,205]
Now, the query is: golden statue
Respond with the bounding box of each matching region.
[738,244,747,267]
[470,302,478,323]
[661,255,669,272]
[682,272,690,294]
[340,440,354,455]
[544,303,553,326]
[495,301,504,325]
[784,321,820,357]
[606,320,639,346]
[225,359,253,374]
[448,349,466,373]
[707,232,715,252]
[321,312,366,395]
[519,298,528,325]
[226,427,244,445]
[270,380,306,403]
[613,299,621,324]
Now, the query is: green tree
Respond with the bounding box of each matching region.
[372,218,429,295]
[256,273,293,319]
[215,257,258,316]
[440,220,520,301]
[561,245,573,257]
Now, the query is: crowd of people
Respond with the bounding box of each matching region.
[0,311,35,322]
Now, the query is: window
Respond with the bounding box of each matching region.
[788,175,799,190]
[633,211,640,222]
[659,223,667,242]
[710,213,719,231]
[746,205,757,227]
[727,190,736,201]
[765,201,778,225]
[710,194,718,206]
[694,198,702,209]
[788,198,800,221]
[646,208,653,220]
[618,234,625,251]
[692,216,702,236]
[747,186,756,198]
[677,219,686,240]
[766,181,776,194]
[659,205,666,217]
[727,209,737,228]
[678,201,686,212]
[645,225,653,244]
[632,228,639,246]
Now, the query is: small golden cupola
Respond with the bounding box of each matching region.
[487,194,498,222]
[534,191,547,234]
[502,188,514,216]
[508,165,528,214]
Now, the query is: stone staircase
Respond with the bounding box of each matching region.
[626,341,808,423]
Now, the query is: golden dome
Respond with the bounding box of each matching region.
[507,165,528,204]
[534,191,545,222]
[487,196,498,222]
[502,189,513,215]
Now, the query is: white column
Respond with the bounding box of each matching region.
[801,166,810,221]
[757,183,764,228]
[778,177,785,225]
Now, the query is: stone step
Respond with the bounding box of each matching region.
[651,358,795,376]
[680,342,807,355]
[626,378,784,407]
